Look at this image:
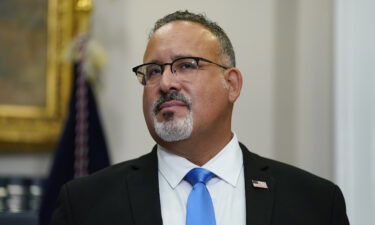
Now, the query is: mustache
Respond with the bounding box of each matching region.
[152,92,192,115]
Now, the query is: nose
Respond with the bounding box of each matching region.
[159,65,181,93]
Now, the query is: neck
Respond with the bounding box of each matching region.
[160,130,233,166]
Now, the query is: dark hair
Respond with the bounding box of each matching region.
[150,10,236,67]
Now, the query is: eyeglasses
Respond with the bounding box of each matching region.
[132,56,228,86]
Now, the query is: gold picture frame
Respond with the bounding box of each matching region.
[0,0,86,152]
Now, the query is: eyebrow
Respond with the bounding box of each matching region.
[143,59,161,64]
[145,54,195,64]
[171,54,194,61]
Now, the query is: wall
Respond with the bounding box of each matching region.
[335,0,375,224]
[0,154,50,176]
[273,0,334,178]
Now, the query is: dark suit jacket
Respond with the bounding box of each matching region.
[51,143,349,225]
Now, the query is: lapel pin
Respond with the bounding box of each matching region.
[251,179,268,189]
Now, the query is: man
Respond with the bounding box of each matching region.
[51,10,349,225]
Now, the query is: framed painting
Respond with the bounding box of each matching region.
[0,0,83,152]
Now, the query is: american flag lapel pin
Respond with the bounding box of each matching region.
[251,179,268,189]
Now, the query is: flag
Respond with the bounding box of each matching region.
[251,180,268,189]
[39,36,110,225]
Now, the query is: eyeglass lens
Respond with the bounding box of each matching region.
[138,58,199,85]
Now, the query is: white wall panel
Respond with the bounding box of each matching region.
[335,0,375,224]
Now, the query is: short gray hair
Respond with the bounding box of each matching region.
[150,10,236,67]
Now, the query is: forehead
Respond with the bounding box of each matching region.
[143,21,220,63]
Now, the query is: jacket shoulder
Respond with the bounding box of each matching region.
[240,144,349,224]
[52,150,157,225]
[240,143,335,187]
[67,150,156,189]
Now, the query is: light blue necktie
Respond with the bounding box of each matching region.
[184,168,216,225]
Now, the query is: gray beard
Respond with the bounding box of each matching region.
[153,112,193,142]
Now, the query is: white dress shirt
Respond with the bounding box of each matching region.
[157,134,246,225]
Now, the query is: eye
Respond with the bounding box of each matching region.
[174,59,198,72]
[145,64,162,78]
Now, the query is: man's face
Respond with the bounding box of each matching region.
[142,21,232,144]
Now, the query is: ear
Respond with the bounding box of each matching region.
[224,68,243,103]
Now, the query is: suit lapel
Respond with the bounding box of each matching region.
[126,147,163,225]
[125,144,274,225]
[240,143,275,225]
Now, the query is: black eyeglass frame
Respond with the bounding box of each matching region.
[132,56,229,85]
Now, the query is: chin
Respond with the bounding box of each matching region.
[152,112,193,143]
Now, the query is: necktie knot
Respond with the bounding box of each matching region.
[184,168,214,186]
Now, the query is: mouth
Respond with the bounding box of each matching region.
[152,92,192,116]
[158,100,187,112]
[155,100,188,122]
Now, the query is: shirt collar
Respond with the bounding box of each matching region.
[157,133,243,189]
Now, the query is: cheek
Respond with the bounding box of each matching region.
[142,90,155,121]
[192,78,227,103]
[142,95,158,138]
[191,83,228,117]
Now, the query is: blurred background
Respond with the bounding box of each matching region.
[0,0,373,224]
